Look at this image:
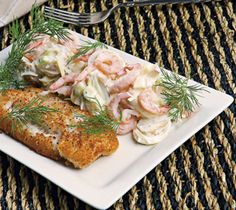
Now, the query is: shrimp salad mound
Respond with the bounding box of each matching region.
[20,30,200,145]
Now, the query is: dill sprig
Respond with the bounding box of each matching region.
[0,97,58,132]
[158,69,207,121]
[0,80,27,91]
[0,5,69,90]
[68,40,107,64]
[9,20,21,41]
[73,97,120,135]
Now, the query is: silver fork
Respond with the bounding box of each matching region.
[44,0,209,26]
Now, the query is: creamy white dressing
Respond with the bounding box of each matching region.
[65,116,84,133]
[128,89,165,119]
[73,114,84,123]
[133,115,171,145]
[27,123,61,150]
[3,101,13,111]
[38,90,50,96]
[65,119,76,133]
[90,69,108,85]
[27,123,45,136]
[21,31,84,86]
[133,64,160,89]
[68,61,87,74]
[42,52,57,63]
[51,131,61,150]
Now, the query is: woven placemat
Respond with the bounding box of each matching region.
[0,0,235,209]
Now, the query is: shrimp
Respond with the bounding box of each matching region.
[26,35,49,51]
[118,109,139,135]
[74,67,92,83]
[121,109,140,121]
[109,94,139,135]
[58,30,81,53]
[182,111,192,118]
[93,50,125,75]
[138,89,169,114]
[118,116,137,135]
[119,98,133,109]
[26,40,43,52]
[50,73,77,91]
[72,53,92,63]
[52,86,72,96]
[49,67,94,91]
[108,92,130,119]
[24,35,50,61]
[109,64,142,94]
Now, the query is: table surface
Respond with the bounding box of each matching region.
[0,0,235,209]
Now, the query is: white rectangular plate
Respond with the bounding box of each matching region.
[0,33,233,209]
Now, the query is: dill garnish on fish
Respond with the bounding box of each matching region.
[72,97,120,135]
[0,97,58,133]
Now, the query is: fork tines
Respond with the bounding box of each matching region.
[44,6,91,25]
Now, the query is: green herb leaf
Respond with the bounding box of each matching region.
[0,97,58,133]
[72,97,120,135]
[0,5,69,91]
[0,79,28,91]
[158,69,208,121]
[9,20,21,42]
[68,40,107,64]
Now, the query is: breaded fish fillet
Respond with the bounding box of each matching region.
[0,88,119,168]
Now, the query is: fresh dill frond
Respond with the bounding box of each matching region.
[0,63,26,91]
[30,5,42,27]
[76,111,120,135]
[0,79,27,91]
[0,5,69,90]
[33,18,69,41]
[9,20,21,42]
[0,97,58,132]
[73,97,120,135]
[158,69,207,121]
[0,30,34,90]
[68,40,107,64]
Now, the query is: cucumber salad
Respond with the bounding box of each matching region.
[20,30,205,145]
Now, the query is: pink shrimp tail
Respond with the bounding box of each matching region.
[75,66,94,83]
[159,105,170,114]
[118,116,137,135]
[121,109,140,121]
[49,73,77,91]
[108,92,130,119]
[116,68,126,76]
[51,86,72,96]
[109,64,142,94]
[73,53,92,63]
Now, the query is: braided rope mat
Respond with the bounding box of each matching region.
[0,0,235,209]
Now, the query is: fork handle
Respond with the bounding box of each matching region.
[121,0,209,7]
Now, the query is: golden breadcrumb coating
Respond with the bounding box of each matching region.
[0,87,119,168]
